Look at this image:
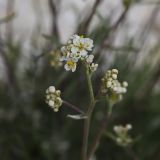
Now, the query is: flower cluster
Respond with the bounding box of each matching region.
[60,34,98,72]
[101,69,128,103]
[45,86,62,112]
[50,50,62,68]
[113,124,133,147]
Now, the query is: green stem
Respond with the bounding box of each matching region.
[85,65,94,105]
[87,99,113,159]
[82,64,95,160]
[107,98,113,117]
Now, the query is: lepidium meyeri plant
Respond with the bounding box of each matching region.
[45,34,135,160]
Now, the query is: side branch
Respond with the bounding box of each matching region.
[63,100,85,114]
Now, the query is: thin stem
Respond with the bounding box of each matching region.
[0,39,19,93]
[6,0,15,41]
[96,7,129,57]
[85,65,95,105]
[79,0,103,34]
[82,117,91,160]
[63,100,85,114]
[125,146,140,160]
[82,65,95,160]
[48,0,59,40]
[87,101,113,159]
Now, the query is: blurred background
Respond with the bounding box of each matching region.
[0,0,160,159]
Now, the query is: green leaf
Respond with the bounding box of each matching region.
[67,114,87,120]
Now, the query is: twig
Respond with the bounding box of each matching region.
[0,40,18,92]
[78,0,103,34]
[87,102,112,159]
[5,0,15,41]
[48,0,59,40]
[136,5,159,49]
[63,100,85,114]
[96,6,129,55]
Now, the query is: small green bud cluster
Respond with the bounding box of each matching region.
[101,69,128,103]
[45,86,62,112]
[113,124,132,147]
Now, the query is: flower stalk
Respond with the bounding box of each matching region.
[87,101,113,159]
[82,64,96,160]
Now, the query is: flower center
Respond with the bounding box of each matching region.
[67,61,74,67]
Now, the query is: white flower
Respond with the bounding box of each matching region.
[64,61,77,72]
[60,34,95,72]
[114,124,132,135]
[48,86,55,93]
[71,46,79,54]
[90,63,98,72]
[84,38,94,51]
[86,55,94,64]
[79,49,88,57]
[113,124,133,146]
[73,35,83,47]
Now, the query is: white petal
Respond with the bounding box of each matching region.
[80,50,88,57]
[86,55,94,63]
[48,86,55,93]
[48,100,55,107]
[71,46,79,54]
[64,64,71,71]
[71,64,76,72]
